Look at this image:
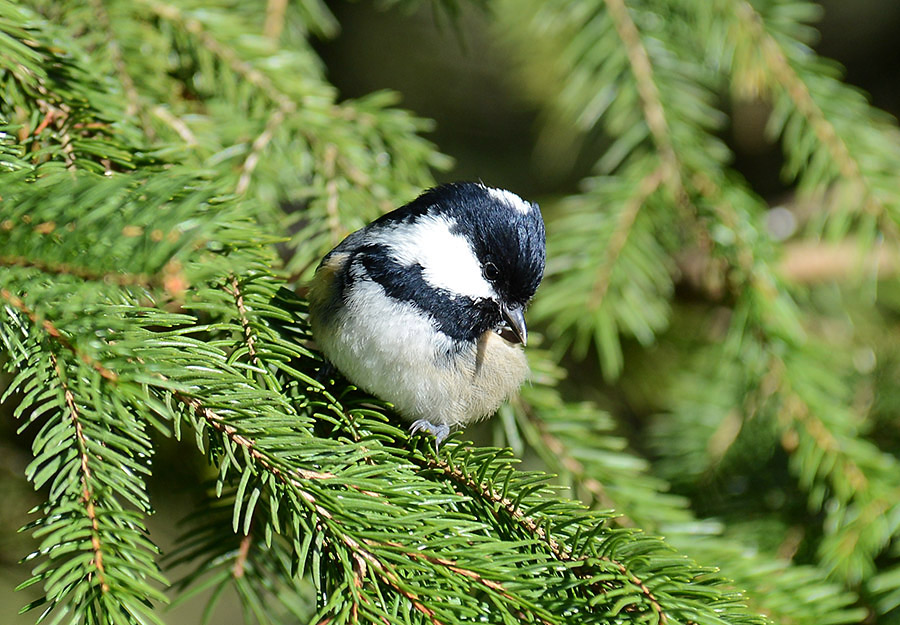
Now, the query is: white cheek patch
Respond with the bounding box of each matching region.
[369,214,495,300]
[485,186,532,215]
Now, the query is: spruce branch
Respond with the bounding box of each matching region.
[7,1,900,623]
[225,275,262,366]
[708,0,900,237]
[0,253,176,292]
[235,107,286,196]
[263,0,289,41]
[418,449,665,621]
[588,164,665,312]
[86,0,152,136]
[603,0,681,196]
[150,105,199,146]
[0,288,119,382]
[50,353,110,595]
[138,0,298,114]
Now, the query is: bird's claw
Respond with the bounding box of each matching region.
[409,420,450,446]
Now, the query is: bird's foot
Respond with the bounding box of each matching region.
[409,420,451,446]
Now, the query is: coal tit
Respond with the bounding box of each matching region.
[308,182,545,444]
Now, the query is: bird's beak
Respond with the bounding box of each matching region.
[501,304,528,346]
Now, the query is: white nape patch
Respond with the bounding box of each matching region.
[369,214,495,300]
[485,186,531,215]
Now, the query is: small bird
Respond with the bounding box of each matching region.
[308,182,545,444]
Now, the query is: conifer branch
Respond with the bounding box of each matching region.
[767,356,900,568]
[0,254,156,288]
[264,0,288,41]
[232,530,253,579]
[88,0,153,138]
[733,2,876,216]
[50,354,110,594]
[341,534,446,625]
[225,275,260,364]
[519,401,635,527]
[422,453,666,622]
[151,106,198,145]
[176,393,337,488]
[235,107,287,195]
[140,0,298,114]
[372,539,515,600]
[7,2,900,622]
[589,164,665,310]
[0,288,118,381]
[604,0,680,193]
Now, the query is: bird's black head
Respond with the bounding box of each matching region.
[433,182,545,309]
[356,182,545,345]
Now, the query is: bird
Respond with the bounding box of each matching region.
[308,182,545,444]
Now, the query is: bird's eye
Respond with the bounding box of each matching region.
[483,261,500,281]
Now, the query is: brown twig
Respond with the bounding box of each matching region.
[225,275,259,364]
[263,0,288,41]
[370,539,516,600]
[588,165,666,310]
[604,0,681,197]
[0,253,189,299]
[35,98,77,171]
[1,253,153,288]
[33,109,55,136]
[0,288,118,381]
[423,454,666,623]
[51,354,109,593]
[341,534,445,625]
[233,531,253,579]
[88,0,155,140]
[778,240,898,283]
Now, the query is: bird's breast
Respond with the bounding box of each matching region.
[311,275,528,428]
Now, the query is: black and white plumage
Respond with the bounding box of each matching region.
[308,182,545,443]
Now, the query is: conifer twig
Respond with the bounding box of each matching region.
[0,288,118,380]
[140,0,297,114]
[264,0,288,41]
[88,0,154,139]
[589,164,665,310]
[235,108,287,195]
[733,0,898,237]
[0,254,155,288]
[225,275,260,364]
[177,392,337,487]
[233,531,253,579]
[152,106,198,146]
[422,454,666,622]
[604,0,681,196]
[51,353,110,593]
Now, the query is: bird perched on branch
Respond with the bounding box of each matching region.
[308,182,545,444]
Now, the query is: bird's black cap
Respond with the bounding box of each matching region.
[375,182,546,310]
